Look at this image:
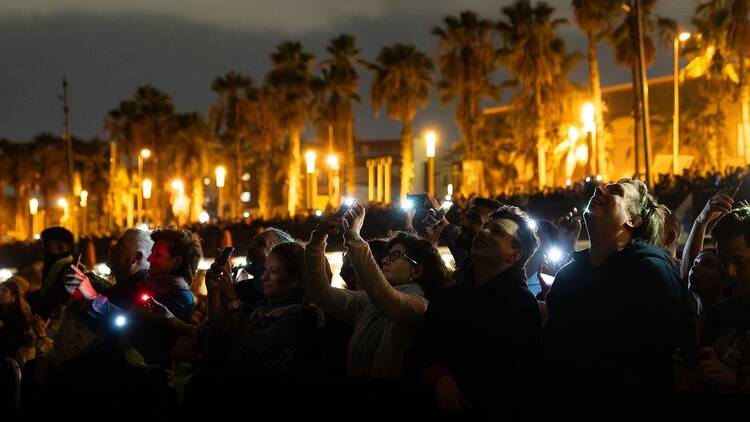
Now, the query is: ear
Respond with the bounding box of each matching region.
[132,251,144,265]
[626,214,643,228]
[172,256,183,271]
[508,249,522,265]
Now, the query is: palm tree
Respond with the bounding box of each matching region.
[314,34,362,197]
[572,0,620,177]
[433,11,501,160]
[727,0,750,162]
[682,0,738,169]
[368,44,434,200]
[172,112,215,223]
[210,71,252,219]
[608,0,663,174]
[267,41,315,216]
[498,0,574,189]
[242,83,283,218]
[132,86,176,224]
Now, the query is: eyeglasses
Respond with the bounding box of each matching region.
[383,250,419,266]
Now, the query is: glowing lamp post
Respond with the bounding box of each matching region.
[582,102,597,176]
[215,166,226,219]
[29,198,39,239]
[137,148,151,223]
[305,151,317,211]
[326,154,340,208]
[425,131,437,196]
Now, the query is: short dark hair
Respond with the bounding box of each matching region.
[386,232,451,300]
[488,205,540,266]
[41,226,74,247]
[269,241,305,298]
[469,197,502,211]
[150,228,203,282]
[711,205,750,246]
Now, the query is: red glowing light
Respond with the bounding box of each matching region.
[140,294,151,302]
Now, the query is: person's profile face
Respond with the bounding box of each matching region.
[147,241,180,276]
[717,234,750,298]
[261,252,298,300]
[43,239,70,257]
[586,183,638,228]
[471,218,520,267]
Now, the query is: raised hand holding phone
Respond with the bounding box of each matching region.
[341,203,366,236]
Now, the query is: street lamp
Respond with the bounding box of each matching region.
[215,166,226,219]
[326,154,340,208]
[29,198,39,240]
[305,151,317,210]
[673,31,691,175]
[425,131,437,196]
[137,148,151,223]
[142,178,152,199]
[582,102,597,176]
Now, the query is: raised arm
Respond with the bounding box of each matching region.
[342,204,428,322]
[680,191,733,283]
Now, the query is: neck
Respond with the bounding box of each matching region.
[474,262,512,287]
[587,220,631,268]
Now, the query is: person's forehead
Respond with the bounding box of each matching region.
[469,205,493,216]
[485,218,520,237]
[718,234,750,257]
[389,243,407,252]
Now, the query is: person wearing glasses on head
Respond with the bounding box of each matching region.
[305,203,450,379]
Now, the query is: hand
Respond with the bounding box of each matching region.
[697,347,736,387]
[342,204,365,236]
[536,260,553,301]
[140,297,176,321]
[312,218,343,241]
[63,264,98,300]
[205,259,234,297]
[696,191,734,225]
[435,375,470,413]
[31,315,50,337]
[557,211,582,252]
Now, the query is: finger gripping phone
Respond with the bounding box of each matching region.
[215,247,236,267]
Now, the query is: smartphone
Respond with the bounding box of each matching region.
[730,180,743,198]
[215,247,236,267]
[334,199,356,219]
[406,193,428,209]
[539,272,555,286]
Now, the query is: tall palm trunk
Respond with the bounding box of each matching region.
[258,159,271,219]
[344,119,356,196]
[287,129,301,217]
[235,136,241,220]
[399,119,414,200]
[631,64,641,177]
[740,53,750,163]
[534,88,547,190]
[588,31,606,177]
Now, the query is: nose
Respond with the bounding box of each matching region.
[725,263,737,279]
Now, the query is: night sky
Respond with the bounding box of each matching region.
[0,0,694,148]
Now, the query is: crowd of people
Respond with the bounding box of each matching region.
[1,176,749,416]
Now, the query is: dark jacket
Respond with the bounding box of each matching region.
[410,265,541,406]
[543,242,695,393]
[0,308,28,359]
[204,296,316,375]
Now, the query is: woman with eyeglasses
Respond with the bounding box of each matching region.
[305,203,450,378]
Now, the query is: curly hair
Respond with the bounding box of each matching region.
[618,178,671,246]
[150,228,203,282]
[268,241,306,297]
[386,232,451,300]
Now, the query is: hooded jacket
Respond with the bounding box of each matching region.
[543,241,695,393]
